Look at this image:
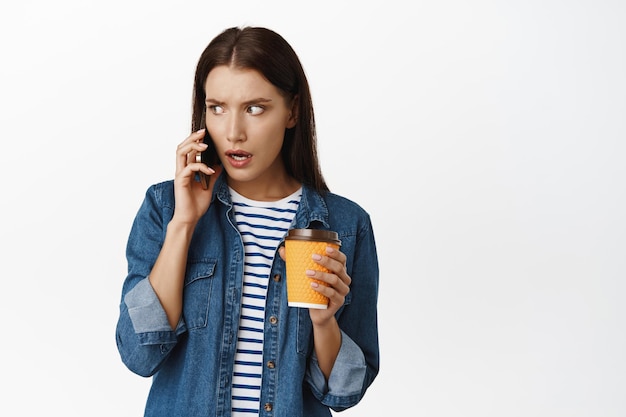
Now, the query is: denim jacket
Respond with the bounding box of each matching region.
[116,173,380,417]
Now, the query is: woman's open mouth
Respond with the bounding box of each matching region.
[226,150,253,167]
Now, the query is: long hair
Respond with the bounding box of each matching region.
[191,26,328,193]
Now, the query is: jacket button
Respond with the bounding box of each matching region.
[264,403,273,411]
[273,273,281,282]
[267,360,275,369]
[269,316,278,324]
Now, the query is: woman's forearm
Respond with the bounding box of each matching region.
[148,220,196,329]
[312,317,342,380]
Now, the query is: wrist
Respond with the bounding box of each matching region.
[166,217,197,237]
[312,315,339,332]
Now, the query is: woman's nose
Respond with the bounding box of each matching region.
[226,113,246,143]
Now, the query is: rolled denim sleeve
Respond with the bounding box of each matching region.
[116,277,184,377]
[306,330,367,404]
[124,277,172,334]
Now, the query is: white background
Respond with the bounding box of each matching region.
[1,1,625,416]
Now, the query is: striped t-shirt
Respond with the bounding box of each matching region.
[229,187,302,416]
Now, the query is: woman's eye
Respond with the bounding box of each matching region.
[209,105,224,114]
[247,105,264,115]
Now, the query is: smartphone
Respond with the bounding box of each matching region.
[197,127,219,190]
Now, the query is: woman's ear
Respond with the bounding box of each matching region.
[286,95,299,128]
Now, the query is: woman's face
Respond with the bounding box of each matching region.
[204,65,297,200]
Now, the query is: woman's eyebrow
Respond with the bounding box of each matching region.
[205,97,273,105]
[205,98,224,105]
[243,97,272,105]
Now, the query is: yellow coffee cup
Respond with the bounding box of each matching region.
[284,229,341,309]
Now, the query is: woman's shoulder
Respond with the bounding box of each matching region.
[143,179,175,207]
[323,190,366,211]
[148,178,175,190]
[322,190,372,225]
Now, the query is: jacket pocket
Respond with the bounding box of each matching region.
[183,260,217,330]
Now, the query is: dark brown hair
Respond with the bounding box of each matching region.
[191,26,328,193]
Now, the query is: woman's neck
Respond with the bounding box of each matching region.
[227,174,301,202]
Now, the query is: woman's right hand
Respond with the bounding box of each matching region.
[172,129,221,225]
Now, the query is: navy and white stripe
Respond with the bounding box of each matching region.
[230,187,301,416]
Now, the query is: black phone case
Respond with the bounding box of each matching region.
[200,129,219,168]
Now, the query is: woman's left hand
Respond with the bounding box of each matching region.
[278,246,351,325]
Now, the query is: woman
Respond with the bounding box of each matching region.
[116,26,379,417]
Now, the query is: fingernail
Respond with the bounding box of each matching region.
[326,247,334,254]
[305,269,315,276]
[312,254,322,261]
[310,282,319,288]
